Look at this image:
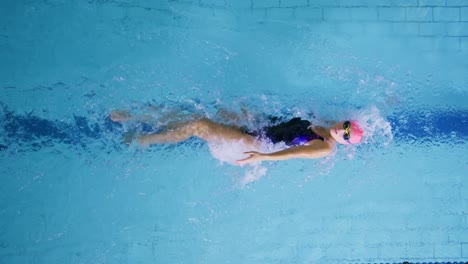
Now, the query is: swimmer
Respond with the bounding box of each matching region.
[110,110,364,165]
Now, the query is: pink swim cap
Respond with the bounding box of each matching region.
[349,121,364,144]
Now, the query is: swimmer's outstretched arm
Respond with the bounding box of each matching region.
[236,141,332,165]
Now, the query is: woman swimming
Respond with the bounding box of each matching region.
[110,110,364,165]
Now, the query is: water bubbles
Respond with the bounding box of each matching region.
[352,105,393,147]
[239,165,267,187]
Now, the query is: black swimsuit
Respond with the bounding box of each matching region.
[247,117,324,146]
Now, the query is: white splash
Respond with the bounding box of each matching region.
[239,164,268,187]
[352,105,393,146]
[207,138,285,185]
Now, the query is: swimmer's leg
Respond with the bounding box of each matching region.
[110,104,165,122]
[110,108,200,125]
[109,110,156,123]
[110,110,132,122]
[137,118,258,147]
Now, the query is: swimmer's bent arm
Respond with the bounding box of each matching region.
[236,142,332,165]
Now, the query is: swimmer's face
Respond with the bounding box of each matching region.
[330,121,351,145]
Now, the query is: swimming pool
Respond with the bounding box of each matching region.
[1,0,467,263]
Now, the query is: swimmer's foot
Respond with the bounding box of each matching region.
[110,110,132,122]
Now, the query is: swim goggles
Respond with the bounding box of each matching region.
[343,121,351,141]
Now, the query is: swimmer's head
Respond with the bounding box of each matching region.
[330,120,364,145]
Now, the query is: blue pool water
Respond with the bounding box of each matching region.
[1,0,467,263]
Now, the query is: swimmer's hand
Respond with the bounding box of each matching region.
[236,151,264,166]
